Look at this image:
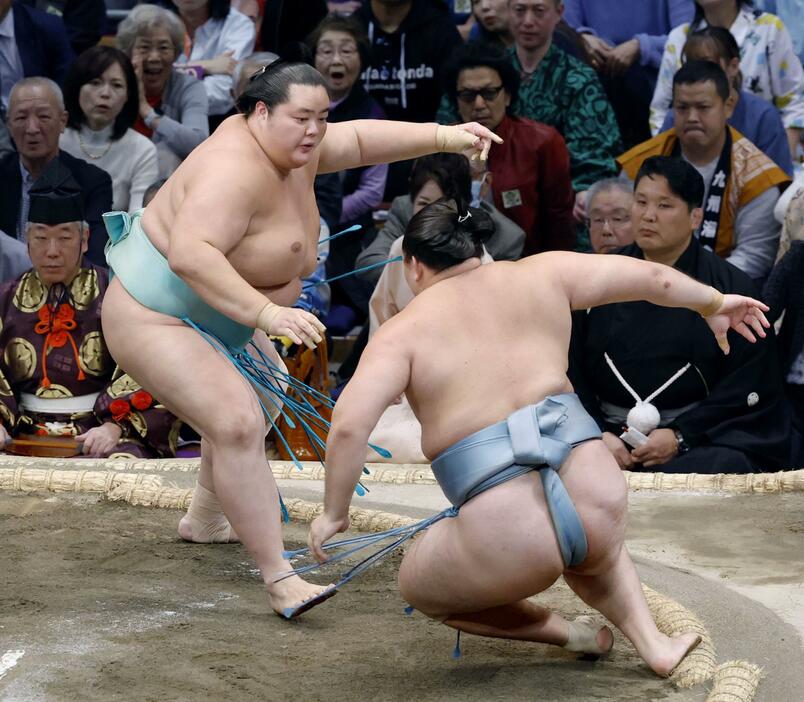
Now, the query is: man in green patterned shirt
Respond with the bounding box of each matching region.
[437,0,622,201]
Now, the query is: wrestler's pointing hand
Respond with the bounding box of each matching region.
[703,293,770,355]
[257,300,326,350]
[309,513,350,564]
[436,123,503,161]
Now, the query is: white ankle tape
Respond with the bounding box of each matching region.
[185,483,234,542]
[564,616,605,653]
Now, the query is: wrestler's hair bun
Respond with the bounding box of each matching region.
[455,202,495,245]
[402,198,496,273]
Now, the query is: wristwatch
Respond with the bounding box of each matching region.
[673,429,690,455]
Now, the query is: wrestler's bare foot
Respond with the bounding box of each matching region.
[177,514,240,543]
[266,572,337,619]
[649,632,703,677]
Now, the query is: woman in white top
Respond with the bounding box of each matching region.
[172,0,256,117]
[61,46,159,212]
[650,0,804,155]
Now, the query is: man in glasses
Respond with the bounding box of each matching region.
[438,0,622,208]
[585,178,635,254]
[444,41,574,254]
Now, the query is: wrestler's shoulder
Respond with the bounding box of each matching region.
[181,143,271,191]
[510,251,577,274]
[373,305,424,348]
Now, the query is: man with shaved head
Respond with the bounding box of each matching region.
[0,78,112,266]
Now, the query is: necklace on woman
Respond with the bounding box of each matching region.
[77,131,112,160]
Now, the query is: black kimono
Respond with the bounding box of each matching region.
[568,240,791,473]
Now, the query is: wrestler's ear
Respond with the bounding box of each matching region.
[255,99,271,121]
[689,206,703,232]
[411,256,425,282]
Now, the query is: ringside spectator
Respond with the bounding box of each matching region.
[0,0,74,115]
[619,60,790,280]
[661,26,794,176]
[650,0,804,157]
[569,156,791,474]
[353,0,463,198]
[356,153,525,286]
[443,41,575,254]
[60,46,159,212]
[169,0,255,120]
[0,77,112,265]
[586,178,636,254]
[117,4,209,177]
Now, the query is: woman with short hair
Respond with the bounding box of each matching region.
[117,4,210,177]
[61,46,159,212]
[308,14,387,322]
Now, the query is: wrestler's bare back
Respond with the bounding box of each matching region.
[385,257,576,459]
[142,116,321,307]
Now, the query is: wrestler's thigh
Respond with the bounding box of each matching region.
[242,330,289,427]
[560,440,629,576]
[399,475,565,617]
[101,278,263,438]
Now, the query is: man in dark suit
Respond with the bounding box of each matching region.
[0,0,73,115]
[18,0,105,56]
[1,77,112,265]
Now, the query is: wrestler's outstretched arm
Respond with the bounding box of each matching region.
[534,251,770,355]
[308,326,412,562]
[165,159,325,348]
[316,120,502,174]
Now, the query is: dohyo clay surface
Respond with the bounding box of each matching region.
[1,459,802,701]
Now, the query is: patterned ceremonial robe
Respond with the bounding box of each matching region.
[617,127,790,259]
[436,43,623,192]
[0,262,182,457]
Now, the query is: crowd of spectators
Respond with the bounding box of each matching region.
[0,0,803,471]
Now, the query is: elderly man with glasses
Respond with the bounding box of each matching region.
[585,178,635,254]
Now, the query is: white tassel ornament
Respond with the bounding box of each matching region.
[626,402,661,435]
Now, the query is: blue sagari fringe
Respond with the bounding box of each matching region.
[183,310,467,657]
[181,317,386,519]
[277,506,459,589]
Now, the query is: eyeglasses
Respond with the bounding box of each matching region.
[456,85,505,103]
[316,44,358,60]
[588,215,631,229]
[132,42,175,57]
